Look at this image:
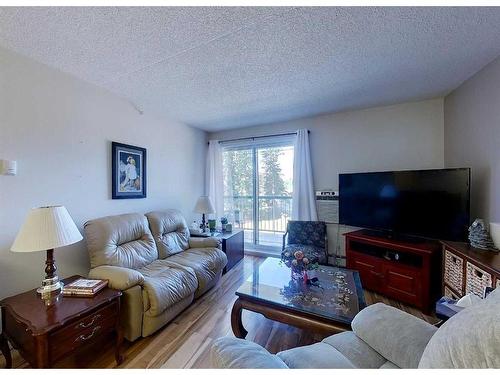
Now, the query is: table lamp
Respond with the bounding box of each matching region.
[193,196,215,232]
[10,206,83,296]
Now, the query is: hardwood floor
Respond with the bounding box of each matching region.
[1,255,439,369]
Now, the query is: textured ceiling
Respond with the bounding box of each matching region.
[1,6,500,131]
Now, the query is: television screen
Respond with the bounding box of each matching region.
[339,168,471,241]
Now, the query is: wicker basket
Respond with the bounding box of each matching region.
[466,262,492,297]
[444,285,461,300]
[444,250,464,293]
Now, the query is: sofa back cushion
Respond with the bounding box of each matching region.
[146,209,190,258]
[84,213,158,269]
[418,288,500,368]
[351,303,436,368]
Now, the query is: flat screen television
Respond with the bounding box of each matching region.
[339,168,471,241]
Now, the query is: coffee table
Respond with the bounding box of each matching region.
[231,257,366,338]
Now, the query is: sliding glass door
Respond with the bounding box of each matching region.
[222,147,255,244]
[256,146,294,247]
[222,139,294,250]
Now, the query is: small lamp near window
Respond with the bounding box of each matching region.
[193,196,215,232]
[10,206,83,296]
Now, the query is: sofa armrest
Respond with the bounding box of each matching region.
[352,303,437,368]
[189,237,221,249]
[88,265,144,290]
[211,337,288,369]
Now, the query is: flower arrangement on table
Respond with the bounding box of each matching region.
[281,250,319,280]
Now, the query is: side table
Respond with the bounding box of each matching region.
[192,229,244,273]
[218,229,244,272]
[0,275,123,368]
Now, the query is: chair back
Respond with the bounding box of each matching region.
[287,220,326,248]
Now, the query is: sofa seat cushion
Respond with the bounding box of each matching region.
[139,259,197,316]
[166,247,227,296]
[322,331,387,368]
[277,342,355,368]
[283,244,327,264]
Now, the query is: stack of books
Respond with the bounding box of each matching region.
[62,278,108,297]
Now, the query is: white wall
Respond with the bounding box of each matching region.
[444,55,500,223]
[0,47,206,299]
[210,98,444,190]
[209,98,445,262]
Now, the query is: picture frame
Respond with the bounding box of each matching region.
[111,141,147,199]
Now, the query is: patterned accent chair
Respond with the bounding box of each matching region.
[282,220,328,265]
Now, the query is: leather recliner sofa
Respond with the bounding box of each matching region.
[211,289,500,368]
[84,209,227,341]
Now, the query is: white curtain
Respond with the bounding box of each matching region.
[206,140,224,220]
[292,129,318,221]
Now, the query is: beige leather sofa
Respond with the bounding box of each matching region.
[211,289,500,368]
[84,209,227,341]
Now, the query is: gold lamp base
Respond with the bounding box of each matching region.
[36,249,64,299]
[36,276,64,295]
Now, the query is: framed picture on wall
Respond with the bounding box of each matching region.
[111,141,147,199]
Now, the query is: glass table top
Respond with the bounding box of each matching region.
[236,257,365,324]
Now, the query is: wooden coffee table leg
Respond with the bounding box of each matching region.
[0,333,12,369]
[231,298,248,339]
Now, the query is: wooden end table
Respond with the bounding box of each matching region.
[231,258,365,338]
[192,229,244,273]
[218,229,244,273]
[0,275,123,368]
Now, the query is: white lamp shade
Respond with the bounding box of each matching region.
[194,196,215,214]
[11,206,83,253]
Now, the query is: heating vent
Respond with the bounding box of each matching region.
[316,190,339,223]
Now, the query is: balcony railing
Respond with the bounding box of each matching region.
[223,195,292,246]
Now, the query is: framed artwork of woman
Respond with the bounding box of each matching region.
[111,142,147,199]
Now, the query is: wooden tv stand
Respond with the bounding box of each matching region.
[345,230,441,313]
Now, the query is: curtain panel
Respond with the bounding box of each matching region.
[206,140,224,220]
[292,129,318,221]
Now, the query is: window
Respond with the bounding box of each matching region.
[222,136,294,250]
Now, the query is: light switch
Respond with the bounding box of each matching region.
[2,160,17,175]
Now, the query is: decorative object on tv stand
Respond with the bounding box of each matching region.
[468,219,498,251]
[490,222,500,250]
[220,217,228,231]
[111,141,147,199]
[10,206,83,297]
[193,195,215,232]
